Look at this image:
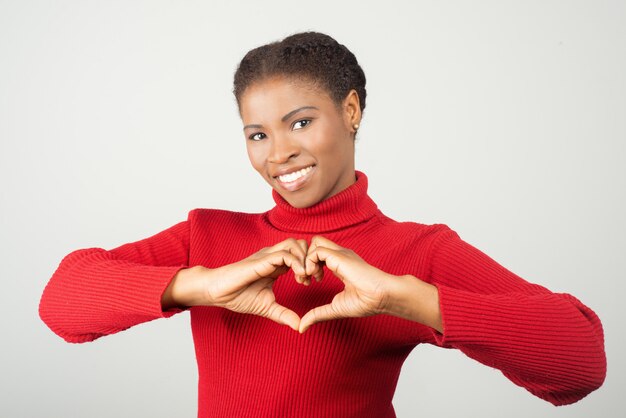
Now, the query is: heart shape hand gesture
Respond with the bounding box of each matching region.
[165,237,399,333]
[298,236,394,333]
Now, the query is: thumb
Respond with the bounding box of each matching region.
[299,302,340,334]
[265,302,301,332]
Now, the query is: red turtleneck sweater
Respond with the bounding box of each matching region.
[39,172,606,417]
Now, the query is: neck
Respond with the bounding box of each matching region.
[266,171,378,234]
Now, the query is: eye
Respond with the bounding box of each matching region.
[292,119,311,130]
[248,132,266,141]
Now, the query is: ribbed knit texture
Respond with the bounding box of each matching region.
[39,172,606,417]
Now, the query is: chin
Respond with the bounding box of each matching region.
[264,174,321,208]
[274,184,326,208]
[281,192,320,209]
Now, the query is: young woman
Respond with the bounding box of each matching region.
[39,32,606,418]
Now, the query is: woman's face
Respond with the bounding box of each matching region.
[240,76,360,208]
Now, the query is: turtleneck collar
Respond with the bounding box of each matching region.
[265,171,379,234]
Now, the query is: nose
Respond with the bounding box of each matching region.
[268,134,300,164]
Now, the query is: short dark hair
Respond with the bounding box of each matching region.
[233,32,366,113]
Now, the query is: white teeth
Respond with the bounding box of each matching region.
[278,166,313,183]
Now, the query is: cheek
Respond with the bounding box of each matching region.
[246,145,261,170]
[316,124,351,156]
[246,144,267,175]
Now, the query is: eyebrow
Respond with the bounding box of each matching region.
[281,106,318,122]
[243,106,319,130]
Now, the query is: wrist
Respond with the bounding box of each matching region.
[162,265,212,309]
[384,274,443,333]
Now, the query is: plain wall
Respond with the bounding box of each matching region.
[1,0,624,417]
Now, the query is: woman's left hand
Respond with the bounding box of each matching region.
[299,236,397,333]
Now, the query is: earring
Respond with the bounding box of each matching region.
[353,123,360,131]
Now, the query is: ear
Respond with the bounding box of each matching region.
[342,89,362,134]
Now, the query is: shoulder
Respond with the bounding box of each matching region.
[373,211,458,243]
[188,207,263,224]
[188,207,259,221]
[363,212,461,262]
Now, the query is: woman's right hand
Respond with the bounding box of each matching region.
[162,238,312,331]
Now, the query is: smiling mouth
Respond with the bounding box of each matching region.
[275,165,314,183]
[273,165,316,192]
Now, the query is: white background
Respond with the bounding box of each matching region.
[1,0,624,417]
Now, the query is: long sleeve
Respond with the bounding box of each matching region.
[426,229,606,406]
[39,218,190,343]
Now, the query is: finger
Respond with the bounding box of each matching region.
[307,236,344,281]
[296,239,309,255]
[306,246,344,281]
[310,235,343,250]
[268,238,308,262]
[295,239,311,285]
[304,250,325,282]
[268,250,307,277]
[299,302,341,333]
[269,238,308,282]
[265,301,301,332]
[261,241,309,286]
[305,240,325,280]
[304,256,325,282]
[250,250,306,280]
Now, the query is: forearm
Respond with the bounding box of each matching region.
[39,248,186,343]
[39,219,190,343]
[425,229,606,404]
[383,274,443,333]
[433,285,605,404]
[161,265,211,310]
